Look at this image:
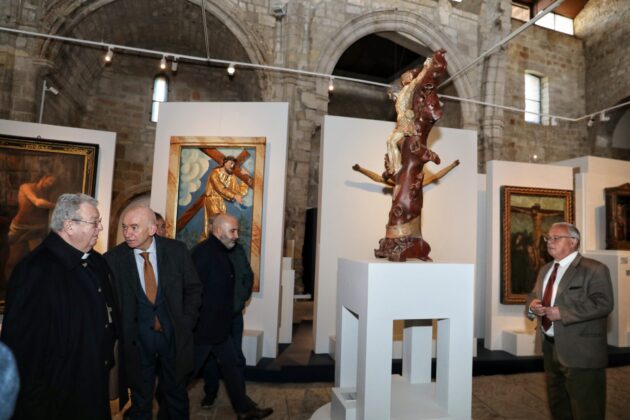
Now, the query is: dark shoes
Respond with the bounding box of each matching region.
[236,406,274,420]
[200,395,215,409]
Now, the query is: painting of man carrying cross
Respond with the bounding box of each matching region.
[165,136,266,291]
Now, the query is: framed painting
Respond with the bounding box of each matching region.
[500,186,574,304]
[0,134,99,310]
[605,183,630,250]
[165,136,265,292]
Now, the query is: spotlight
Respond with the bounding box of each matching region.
[550,117,558,126]
[587,116,595,127]
[328,78,334,92]
[171,57,178,72]
[104,47,113,63]
[160,56,167,70]
[599,112,610,122]
[227,63,236,76]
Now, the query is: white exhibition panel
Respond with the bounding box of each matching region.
[150,102,289,358]
[484,160,573,353]
[555,156,630,251]
[0,119,116,253]
[314,116,478,354]
[328,259,474,420]
[584,250,630,347]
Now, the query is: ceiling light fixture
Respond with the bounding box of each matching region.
[171,57,178,72]
[587,116,595,127]
[104,46,113,63]
[227,63,236,76]
[599,111,610,122]
[328,78,334,92]
[160,56,167,70]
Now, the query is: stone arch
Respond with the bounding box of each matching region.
[37,0,272,95]
[314,10,477,127]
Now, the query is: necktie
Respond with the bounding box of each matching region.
[140,252,161,331]
[541,262,560,331]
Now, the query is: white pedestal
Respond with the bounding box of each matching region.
[584,250,630,347]
[324,259,474,420]
[242,329,263,366]
[278,257,295,344]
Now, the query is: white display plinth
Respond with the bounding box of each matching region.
[278,257,295,344]
[320,259,474,420]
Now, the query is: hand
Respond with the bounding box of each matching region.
[543,306,561,321]
[529,299,545,317]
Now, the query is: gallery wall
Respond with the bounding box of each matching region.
[0,119,116,253]
[149,102,289,358]
[484,160,574,353]
[314,115,478,354]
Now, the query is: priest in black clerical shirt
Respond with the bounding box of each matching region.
[1,193,118,420]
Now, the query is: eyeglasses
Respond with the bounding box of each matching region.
[543,235,573,243]
[72,218,103,227]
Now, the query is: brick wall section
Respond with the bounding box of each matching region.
[503,19,588,163]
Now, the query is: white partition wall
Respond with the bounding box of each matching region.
[554,156,630,251]
[0,119,116,253]
[150,102,289,358]
[485,160,573,354]
[314,116,478,354]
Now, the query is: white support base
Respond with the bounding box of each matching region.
[242,329,263,366]
[278,257,295,344]
[325,259,474,420]
[502,330,538,356]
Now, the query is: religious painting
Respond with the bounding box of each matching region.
[0,135,99,311]
[165,136,265,292]
[500,186,573,304]
[605,183,630,250]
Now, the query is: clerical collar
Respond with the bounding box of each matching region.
[82,252,90,260]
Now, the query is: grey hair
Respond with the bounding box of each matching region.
[551,222,581,248]
[50,193,98,232]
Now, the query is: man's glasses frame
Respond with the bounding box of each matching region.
[71,218,103,227]
[543,235,574,243]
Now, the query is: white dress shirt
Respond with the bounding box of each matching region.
[543,250,578,336]
[133,239,159,294]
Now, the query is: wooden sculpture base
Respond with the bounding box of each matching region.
[374,235,432,262]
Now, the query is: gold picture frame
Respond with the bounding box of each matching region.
[0,135,99,310]
[500,186,574,304]
[165,136,265,292]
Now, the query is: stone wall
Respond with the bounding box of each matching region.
[503,19,588,163]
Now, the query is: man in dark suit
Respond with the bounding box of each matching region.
[527,222,613,420]
[105,206,201,420]
[2,193,117,420]
[192,213,272,420]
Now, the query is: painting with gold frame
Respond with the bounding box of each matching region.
[0,134,99,310]
[165,136,265,292]
[500,186,573,304]
[605,183,630,250]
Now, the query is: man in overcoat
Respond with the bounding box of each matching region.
[105,206,201,420]
[527,222,614,420]
[1,193,117,419]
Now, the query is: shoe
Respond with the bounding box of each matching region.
[200,395,215,409]
[236,406,274,419]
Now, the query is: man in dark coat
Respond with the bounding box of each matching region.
[1,193,117,420]
[199,217,254,408]
[105,206,201,420]
[192,213,272,420]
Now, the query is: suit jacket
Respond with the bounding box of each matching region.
[1,232,118,420]
[526,253,614,369]
[104,236,202,391]
[191,235,235,345]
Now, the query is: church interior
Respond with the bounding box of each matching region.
[1,0,630,418]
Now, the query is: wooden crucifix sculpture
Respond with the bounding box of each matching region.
[370,49,449,262]
[176,148,253,238]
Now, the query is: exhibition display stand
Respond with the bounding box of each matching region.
[312,258,474,420]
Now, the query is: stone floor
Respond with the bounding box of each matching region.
[110,302,630,419]
[111,365,630,419]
